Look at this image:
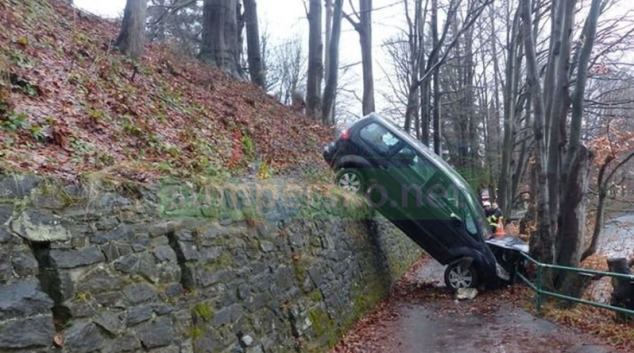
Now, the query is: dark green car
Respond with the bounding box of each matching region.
[324,113,525,290]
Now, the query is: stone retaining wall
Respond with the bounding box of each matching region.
[0,174,422,353]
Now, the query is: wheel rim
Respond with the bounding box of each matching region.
[338,172,361,192]
[448,264,474,288]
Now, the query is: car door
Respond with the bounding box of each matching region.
[418,170,465,263]
[390,145,439,209]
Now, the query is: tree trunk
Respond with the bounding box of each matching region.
[489,3,504,209]
[543,1,561,141]
[200,0,242,78]
[115,0,148,59]
[563,0,602,177]
[547,0,576,253]
[554,144,592,300]
[498,7,520,215]
[464,26,476,179]
[324,0,333,81]
[403,0,422,134]
[431,0,441,155]
[521,0,552,265]
[420,80,430,145]
[607,258,634,324]
[243,0,264,87]
[237,1,245,63]
[510,95,531,215]
[432,74,441,155]
[306,0,323,120]
[553,0,601,289]
[322,0,343,126]
[156,0,166,41]
[582,160,610,261]
[404,84,420,133]
[359,0,375,115]
[522,152,538,235]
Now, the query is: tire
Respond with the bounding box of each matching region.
[444,260,479,291]
[335,168,365,194]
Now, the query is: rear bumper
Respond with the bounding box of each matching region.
[323,142,336,166]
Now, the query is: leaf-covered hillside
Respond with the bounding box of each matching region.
[0,0,332,182]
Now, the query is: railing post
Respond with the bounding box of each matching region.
[536,264,543,314]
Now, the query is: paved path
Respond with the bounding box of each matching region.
[331,258,623,353]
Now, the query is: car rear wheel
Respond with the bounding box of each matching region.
[444,261,479,290]
[335,168,365,193]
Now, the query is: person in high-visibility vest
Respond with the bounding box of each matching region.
[483,201,496,233]
[487,202,503,233]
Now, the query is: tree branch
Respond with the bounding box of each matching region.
[415,0,493,89]
[342,12,360,30]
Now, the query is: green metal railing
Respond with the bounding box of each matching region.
[515,252,634,317]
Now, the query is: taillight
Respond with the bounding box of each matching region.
[340,129,350,139]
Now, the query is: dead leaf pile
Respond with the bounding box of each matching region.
[0,0,333,182]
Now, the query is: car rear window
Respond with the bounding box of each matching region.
[359,123,400,155]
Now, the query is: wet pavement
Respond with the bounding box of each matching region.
[331,257,623,353]
[396,260,614,353]
[394,302,610,353]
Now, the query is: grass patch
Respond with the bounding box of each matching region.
[293,254,313,287]
[241,132,256,162]
[203,252,232,272]
[192,302,214,322]
[308,307,331,337]
[310,289,323,302]
[189,325,205,339]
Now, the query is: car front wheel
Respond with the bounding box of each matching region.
[335,168,365,193]
[444,261,479,290]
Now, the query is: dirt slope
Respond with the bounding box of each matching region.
[0,0,332,182]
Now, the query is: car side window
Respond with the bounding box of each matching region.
[394,146,438,181]
[359,123,400,155]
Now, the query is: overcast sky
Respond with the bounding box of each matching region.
[72,0,634,124]
[73,0,408,121]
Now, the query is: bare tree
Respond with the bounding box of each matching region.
[430,0,440,153]
[146,0,203,57]
[243,0,264,87]
[497,3,524,218]
[265,36,308,106]
[116,0,149,59]
[519,0,605,297]
[305,0,323,120]
[343,0,375,115]
[380,32,416,125]
[325,0,333,81]
[400,0,492,154]
[322,0,343,125]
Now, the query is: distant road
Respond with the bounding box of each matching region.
[598,214,634,258]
